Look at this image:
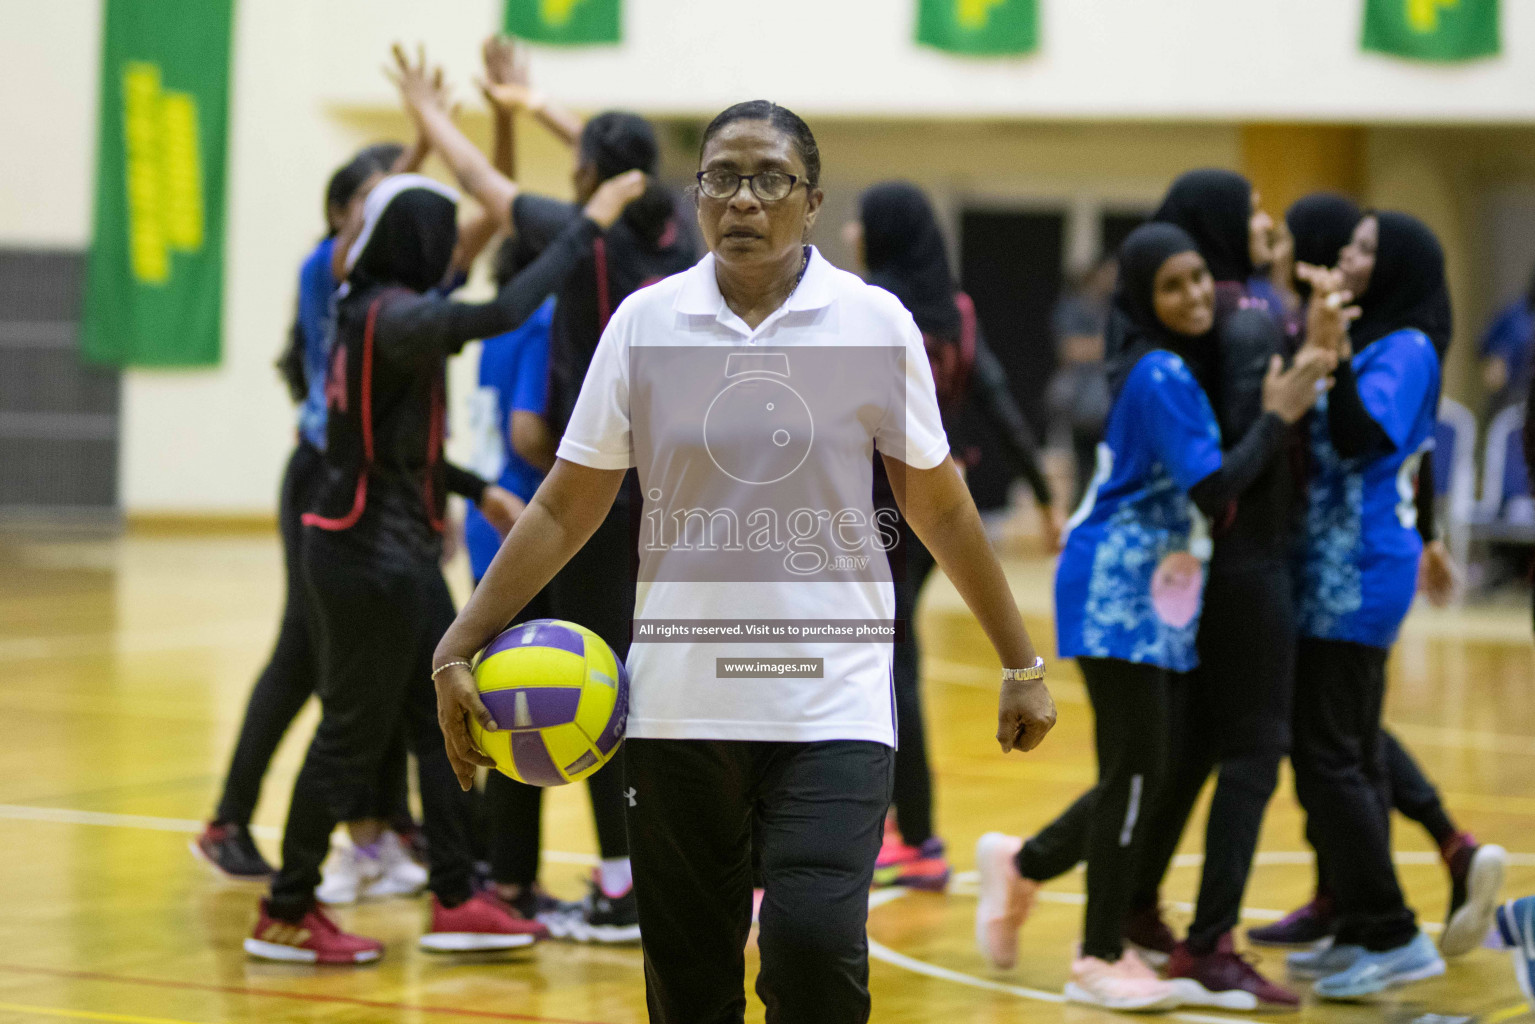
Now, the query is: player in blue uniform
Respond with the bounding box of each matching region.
[975,222,1331,1011]
[1284,210,1456,998]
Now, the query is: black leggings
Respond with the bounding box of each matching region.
[269,532,474,918]
[1017,658,1172,961]
[1291,637,1417,951]
[625,738,893,1024]
[213,440,408,828]
[479,585,629,887]
[1309,729,1457,899]
[890,526,938,846]
[1129,565,1294,952]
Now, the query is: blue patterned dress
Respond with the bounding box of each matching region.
[1055,351,1224,672]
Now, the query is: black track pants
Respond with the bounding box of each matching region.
[624,738,893,1024]
[214,440,410,828]
[268,532,474,917]
[890,527,937,846]
[1291,637,1417,951]
[1017,657,1171,961]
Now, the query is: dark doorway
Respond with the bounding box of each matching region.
[1100,209,1151,261]
[0,250,120,528]
[957,208,1066,512]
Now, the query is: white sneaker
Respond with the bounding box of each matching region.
[316,843,380,906]
[364,831,428,900]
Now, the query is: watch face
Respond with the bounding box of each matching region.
[703,375,815,486]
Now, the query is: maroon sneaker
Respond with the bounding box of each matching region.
[1247,894,1335,946]
[1167,934,1300,1009]
[1124,903,1177,966]
[244,899,382,964]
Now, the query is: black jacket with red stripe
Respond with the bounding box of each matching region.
[304,213,602,564]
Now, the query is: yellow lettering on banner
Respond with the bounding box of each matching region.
[957,0,1008,31]
[121,61,205,286]
[159,92,204,251]
[123,63,167,284]
[540,0,583,27]
[1407,0,1460,33]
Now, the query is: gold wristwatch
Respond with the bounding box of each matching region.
[1002,657,1047,682]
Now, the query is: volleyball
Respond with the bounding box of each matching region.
[469,619,629,787]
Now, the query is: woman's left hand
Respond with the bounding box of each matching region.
[997,677,1057,753]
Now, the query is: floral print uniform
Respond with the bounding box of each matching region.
[1056,350,1223,672]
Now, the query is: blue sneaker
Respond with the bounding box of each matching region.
[1494,896,1535,1002]
[1287,942,1364,979]
[1313,932,1445,1000]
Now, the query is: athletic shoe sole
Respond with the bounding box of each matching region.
[418,932,538,953]
[1314,956,1447,1000]
[1064,981,1184,1012]
[1166,978,1260,1011]
[974,832,1023,969]
[542,915,640,943]
[1441,845,1507,958]
[243,938,380,964]
[188,839,272,884]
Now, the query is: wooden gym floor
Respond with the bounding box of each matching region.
[1,526,1533,1024]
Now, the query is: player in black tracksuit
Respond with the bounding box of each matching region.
[245,171,640,963]
[854,182,1056,890]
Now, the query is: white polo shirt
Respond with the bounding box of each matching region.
[556,246,949,745]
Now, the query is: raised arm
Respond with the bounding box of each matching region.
[389,44,518,231]
[882,453,1056,754]
[478,38,585,150]
[432,459,627,788]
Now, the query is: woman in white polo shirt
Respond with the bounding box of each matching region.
[432,99,1056,1024]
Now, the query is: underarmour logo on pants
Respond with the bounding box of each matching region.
[624,787,637,807]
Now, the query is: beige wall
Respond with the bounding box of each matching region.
[5,3,1535,512]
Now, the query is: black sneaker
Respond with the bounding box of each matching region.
[497,883,564,922]
[191,822,273,880]
[542,874,640,944]
[1247,895,1336,946]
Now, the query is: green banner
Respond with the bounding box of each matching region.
[1362,0,1499,62]
[504,0,621,46]
[82,0,234,367]
[916,0,1038,56]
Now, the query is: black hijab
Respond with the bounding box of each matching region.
[1351,210,1453,359]
[1285,193,1362,298]
[1106,222,1216,398]
[346,174,459,294]
[860,181,962,337]
[1152,169,1254,284]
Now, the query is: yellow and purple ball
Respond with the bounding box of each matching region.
[470,618,629,786]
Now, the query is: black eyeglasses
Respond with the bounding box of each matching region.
[696,169,801,202]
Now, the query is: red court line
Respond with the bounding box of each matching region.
[0,964,616,1024]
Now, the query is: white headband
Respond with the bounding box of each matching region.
[343,172,462,278]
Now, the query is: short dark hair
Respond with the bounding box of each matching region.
[323,143,406,230]
[578,112,659,180]
[699,100,820,190]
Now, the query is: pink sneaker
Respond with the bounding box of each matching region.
[974,832,1038,969]
[1065,953,1184,1012]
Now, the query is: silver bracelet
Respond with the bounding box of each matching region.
[1001,657,1046,683]
[431,659,473,681]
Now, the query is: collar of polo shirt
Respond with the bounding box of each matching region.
[673,247,837,331]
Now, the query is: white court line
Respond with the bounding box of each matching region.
[0,804,599,865]
[867,888,1261,1024]
[0,803,1509,1017]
